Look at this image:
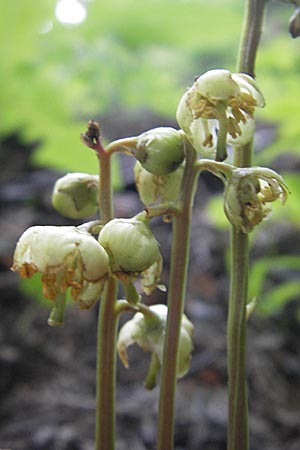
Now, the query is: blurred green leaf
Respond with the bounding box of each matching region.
[248,255,300,303]
[256,281,300,316]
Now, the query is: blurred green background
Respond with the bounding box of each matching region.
[1,0,300,316]
[1,0,299,174]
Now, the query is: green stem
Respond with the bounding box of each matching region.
[157,143,198,450]
[106,136,138,155]
[227,2,268,450]
[144,352,160,390]
[95,277,118,450]
[95,141,118,450]
[227,229,249,450]
[237,0,267,76]
[47,292,67,327]
[216,102,229,162]
[98,151,114,224]
[123,281,141,305]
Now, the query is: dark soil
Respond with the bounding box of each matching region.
[0,131,300,450]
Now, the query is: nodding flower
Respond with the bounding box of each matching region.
[117,304,193,382]
[11,225,110,310]
[223,167,289,233]
[176,69,265,159]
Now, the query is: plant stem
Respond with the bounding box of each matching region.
[237,0,267,77]
[227,229,249,450]
[227,2,267,450]
[94,139,118,450]
[157,143,198,450]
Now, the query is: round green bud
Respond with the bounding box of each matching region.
[134,160,184,206]
[195,69,240,101]
[98,214,160,274]
[52,173,99,219]
[135,127,185,176]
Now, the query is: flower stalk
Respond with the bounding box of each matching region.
[157,142,198,450]
[227,2,268,450]
[87,122,119,450]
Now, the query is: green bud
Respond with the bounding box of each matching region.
[98,214,161,276]
[117,304,193,378]
[224,168,288,233]
[134,160,184,206]
[52,173,99,219]
[134,127,185,176]
[11,226,109,309]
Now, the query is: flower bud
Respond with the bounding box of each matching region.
[98,214,161,276]
[134,127,185,176]
[117,304,193,378]
[52,173,99,219]
[224,168,288,233]
[134,160,184,206]
[11,226,110,309]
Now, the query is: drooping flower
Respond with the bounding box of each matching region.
[224,167,289,233]
[117,304,193,380]
[134,160,184,206]
[12,226,110,310]
[176,69,265,158]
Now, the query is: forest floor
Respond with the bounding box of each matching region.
[0,130,300,450]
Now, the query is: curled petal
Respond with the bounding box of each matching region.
[231,73,265,107]
[189,118,218,156]
[227,114,255,145]
[141,255,163,295]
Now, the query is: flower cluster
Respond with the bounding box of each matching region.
[11,211,162,323]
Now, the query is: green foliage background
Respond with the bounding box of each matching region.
[2,0,300,314]
[1,0,299,173]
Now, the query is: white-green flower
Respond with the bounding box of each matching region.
[224,167,288,233]
[117,304,193,378]
[134,160,184,206]
[176,69,265,158]
[12,225,109,309]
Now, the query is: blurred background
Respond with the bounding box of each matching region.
[0,1,300,449]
